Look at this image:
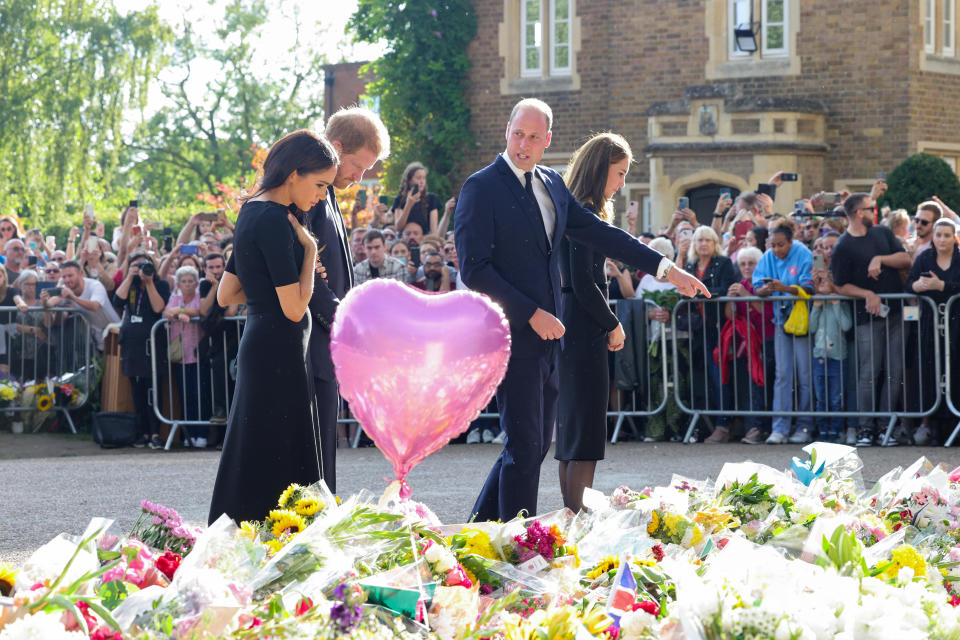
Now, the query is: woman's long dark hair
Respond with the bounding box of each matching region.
[563,132,632,222]
[244,129,339,221]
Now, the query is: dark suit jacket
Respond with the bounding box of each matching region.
[454,155,665,359]
[306,186,353,381]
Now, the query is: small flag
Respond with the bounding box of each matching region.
[605,557,637,626]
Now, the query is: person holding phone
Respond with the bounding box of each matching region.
[906,218,960,444]
[751,218,815,444]
[391,162,456,236]
[11,270,52,382]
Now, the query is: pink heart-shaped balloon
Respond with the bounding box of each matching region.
[330,280,511,494]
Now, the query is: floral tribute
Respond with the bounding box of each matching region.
[2,449,960,640]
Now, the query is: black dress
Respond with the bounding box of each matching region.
[208,201,321,525]
[555,225,620,462]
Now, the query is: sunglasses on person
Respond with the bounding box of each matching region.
[914,217,933,226]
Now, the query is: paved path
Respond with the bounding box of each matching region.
[2,433,959,568]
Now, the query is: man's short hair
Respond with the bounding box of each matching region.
[204,252,225,264]
[423,251,444,264]
[737,191,758,210]
[60,261,81,271]
[508,98,553,131]
[363,229,385,246]
[843,192,870,217]
[325,106,391,160]
[917,201,943,220]
[403,221,424,234]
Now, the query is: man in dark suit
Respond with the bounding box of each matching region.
[306,106,390,494]
[455,98,708,522]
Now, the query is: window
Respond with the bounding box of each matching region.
[551,0,571,74]
[727,0,789,58]
[762,0,787,55]
[945,0,955,56]
[729,0,752,58]
[926,0,936,53]
[518,0,573,78]
[521,0,542,77]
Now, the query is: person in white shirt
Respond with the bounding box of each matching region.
[42,261,119,351]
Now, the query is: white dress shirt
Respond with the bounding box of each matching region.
[499,152,673,278]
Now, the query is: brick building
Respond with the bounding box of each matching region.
[459,0,960,231]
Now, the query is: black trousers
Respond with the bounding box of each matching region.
[130,375,157,438]
[314,376,340,494]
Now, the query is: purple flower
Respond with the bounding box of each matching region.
[430,9,437,18]
[329,602,362,632]
[434,31,442,38]
[333,582,348,600]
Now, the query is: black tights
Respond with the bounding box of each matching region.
[130,375,159,439]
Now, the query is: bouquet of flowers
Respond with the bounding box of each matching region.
[0,379,20,408]
[129,500,201,556]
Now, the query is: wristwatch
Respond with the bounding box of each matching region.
[712,212,724,218]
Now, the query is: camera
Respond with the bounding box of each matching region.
[137,260,155,277]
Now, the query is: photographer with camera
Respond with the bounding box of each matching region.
[114,252,170,449]
[391,162,455,237]
[43,261,119,352]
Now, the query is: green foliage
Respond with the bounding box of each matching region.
[0,0,171,220]
[349,0,476,199]
[882,153,960,212]
[816,525,887,578]
[127,0,327,208]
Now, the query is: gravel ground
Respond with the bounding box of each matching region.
[2,432,959,568]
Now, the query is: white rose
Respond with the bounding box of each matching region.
[424,544,456,573]
[619,610,654,640]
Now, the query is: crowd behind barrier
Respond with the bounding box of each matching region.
[10,166,960,451]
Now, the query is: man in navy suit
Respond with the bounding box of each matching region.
[306,106,390,494]
[455,99,708,522]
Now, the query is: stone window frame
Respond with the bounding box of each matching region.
[705,0,800,80]
[917,140,960,175]
[499,0,582,94]
[920,0,960,74]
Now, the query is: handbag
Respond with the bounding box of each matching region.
[783,286,810,336]
[92,412,138,449]
[168,332,185,363]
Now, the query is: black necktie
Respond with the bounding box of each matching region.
[524,171,552,252]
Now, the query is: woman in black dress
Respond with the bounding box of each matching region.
[556,133,632,513]
[209,130,338,525]
[390,161,456,237]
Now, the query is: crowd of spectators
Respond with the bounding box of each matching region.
[4,161,960,450]
[617,172,960,447]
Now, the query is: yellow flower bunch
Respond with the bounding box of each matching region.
[238,521,259,541]
[456,528,499,560]
[647,511,661,535]
[0,562,17,596]
[503,604,612,640]
[585,555,619,580]
[883,544,927,580]
[0,386,16,401]
[267,509,306,539]
[694,508,739,532]
[295,497,322,517]
[277,484,304,509]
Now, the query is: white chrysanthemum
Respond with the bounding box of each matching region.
[0,613,86,640]
[619,609,655,640]
[424,543,456,573]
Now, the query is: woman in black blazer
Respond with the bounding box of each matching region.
[556,133,633,513]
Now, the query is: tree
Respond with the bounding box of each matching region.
[349,0,476,199]
[882,153,960,213]
[0,0,170,220]
[127,0,327,208]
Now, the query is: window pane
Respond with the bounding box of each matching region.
[554,0,569,20]
[554,45,569,68]
[525,0,540,22]
[526,48,540,70]
[733,0,751,26]
[766,0,784,22]
[526,24,535,45]
[556,22,569,44]
[766,25,784,49]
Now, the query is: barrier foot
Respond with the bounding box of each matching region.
[164,423,180,451]
[610,414,625,444]
[59,408,76,435]
[945,420,960,447]
[879,415,897,447]
[683,414,701,444]
[351,424,364,449]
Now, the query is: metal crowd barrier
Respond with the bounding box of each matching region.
[0,306,95,433]
[672,293,940,446]
[942,295,960,447]
[149,316,243,450]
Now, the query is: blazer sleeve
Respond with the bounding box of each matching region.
[563,192,665,275]
[309,267,341,330]
[454,174,539,324]
[568,241,619,331]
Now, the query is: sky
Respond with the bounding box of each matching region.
[112,0,387,129]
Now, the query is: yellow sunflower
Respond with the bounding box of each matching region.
[266,539,285,555]
[268,509,306,538]
[295,497,322,517]
[276,484,303,509]
[0,562,16,596]
[37,394,53,412]
[647,511,661,535]
[586,555,619,580]
[238,521,259,541]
